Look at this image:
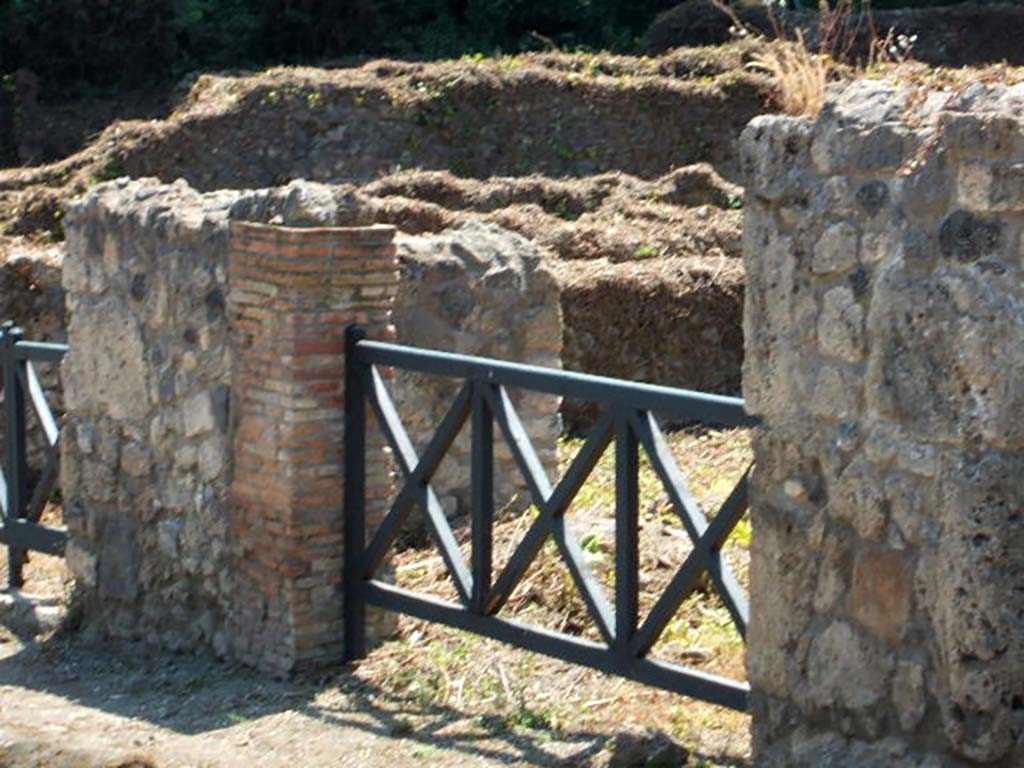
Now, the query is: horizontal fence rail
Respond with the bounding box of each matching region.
[0,322,69,588]
[343,326,757,711]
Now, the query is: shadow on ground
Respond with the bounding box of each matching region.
[0,628,750,767]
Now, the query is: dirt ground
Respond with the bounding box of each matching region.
[0,621,749,768]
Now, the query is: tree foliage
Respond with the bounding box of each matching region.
[0,0,681,90]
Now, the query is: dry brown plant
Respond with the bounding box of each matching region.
[712,0,914,117]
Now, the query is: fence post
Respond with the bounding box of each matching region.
[2,322,27,588]
[614,410,639,661]
[470,381,494,614]
[343,324,368,661]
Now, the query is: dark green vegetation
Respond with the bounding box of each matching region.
[0,0,682,90]
[0,0,992,93]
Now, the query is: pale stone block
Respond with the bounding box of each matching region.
[183,392,215,437]
[818,286,865,363]
[813,222,860,274]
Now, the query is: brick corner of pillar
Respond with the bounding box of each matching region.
[224,220,399,672]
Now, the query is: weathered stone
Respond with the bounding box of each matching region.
[810,363,862,421]
[742,115,814,202]
[957,160,1024,211]
[120,441,151,478]
[174,444,198,470]
[923,452,1024,763]
[813,222,859,274]
[892,661,927,732]
[63,299,149,421]
[806,620,891,710]
[848,551,913,644]
[938,209,1003,262]
[867,264,1024,448]
[156,519,181,560]
[812,533,848,614]
[900,149,951,226]
[744,82,1024,767]
[829,455,887,541]
[855,181,889,216]
[746,497,818,699]
[393,221,562,516]
[758,730,955,768]
[883,473,933,547]
[818,286,865,363]
[65,540,97,590]
[183,392,215,437]
[198,438,225,481]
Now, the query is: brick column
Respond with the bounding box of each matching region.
[227,221,397,674]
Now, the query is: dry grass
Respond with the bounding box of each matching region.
[355,425,755,761]
[715,0,922,117]
[747,32,832,117]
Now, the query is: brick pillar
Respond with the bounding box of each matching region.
[227,221,397,674]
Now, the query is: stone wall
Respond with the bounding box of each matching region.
[742,80,1024,767]
[61,179,237,650]
[60,178,563,666]
[394,222,562,517]
[0,246,65,344]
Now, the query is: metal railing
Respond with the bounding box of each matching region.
[0,322,68,588]
[343,325,757,711]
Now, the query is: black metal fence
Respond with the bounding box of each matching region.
[0,322,68,588]
[343,326,757,711]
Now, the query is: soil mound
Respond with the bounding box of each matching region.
[0,51,767,417]
[0,50,770,239]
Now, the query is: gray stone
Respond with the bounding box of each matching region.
[938,209,1003,263]
[63,299,149,421]
[900,149,951,225]
[866,264,1024,448]
[817,286,865,363]
[924,452,1024,762]
[855,181,889,216]
[829,455,887,541]
[392,221,562,515]
[741,115,814,202]
[743,81,1024,767]
[183,392,215,437]
[198,438,225,480]
[810,364,862,421]
[65,540,97,590]
[892,661,927,732]
[813,222,859,274]
[120,441,151,478]
[156,519,181,560]
[806,621,891,710]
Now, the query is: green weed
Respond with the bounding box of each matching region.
[93,155,126,182]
